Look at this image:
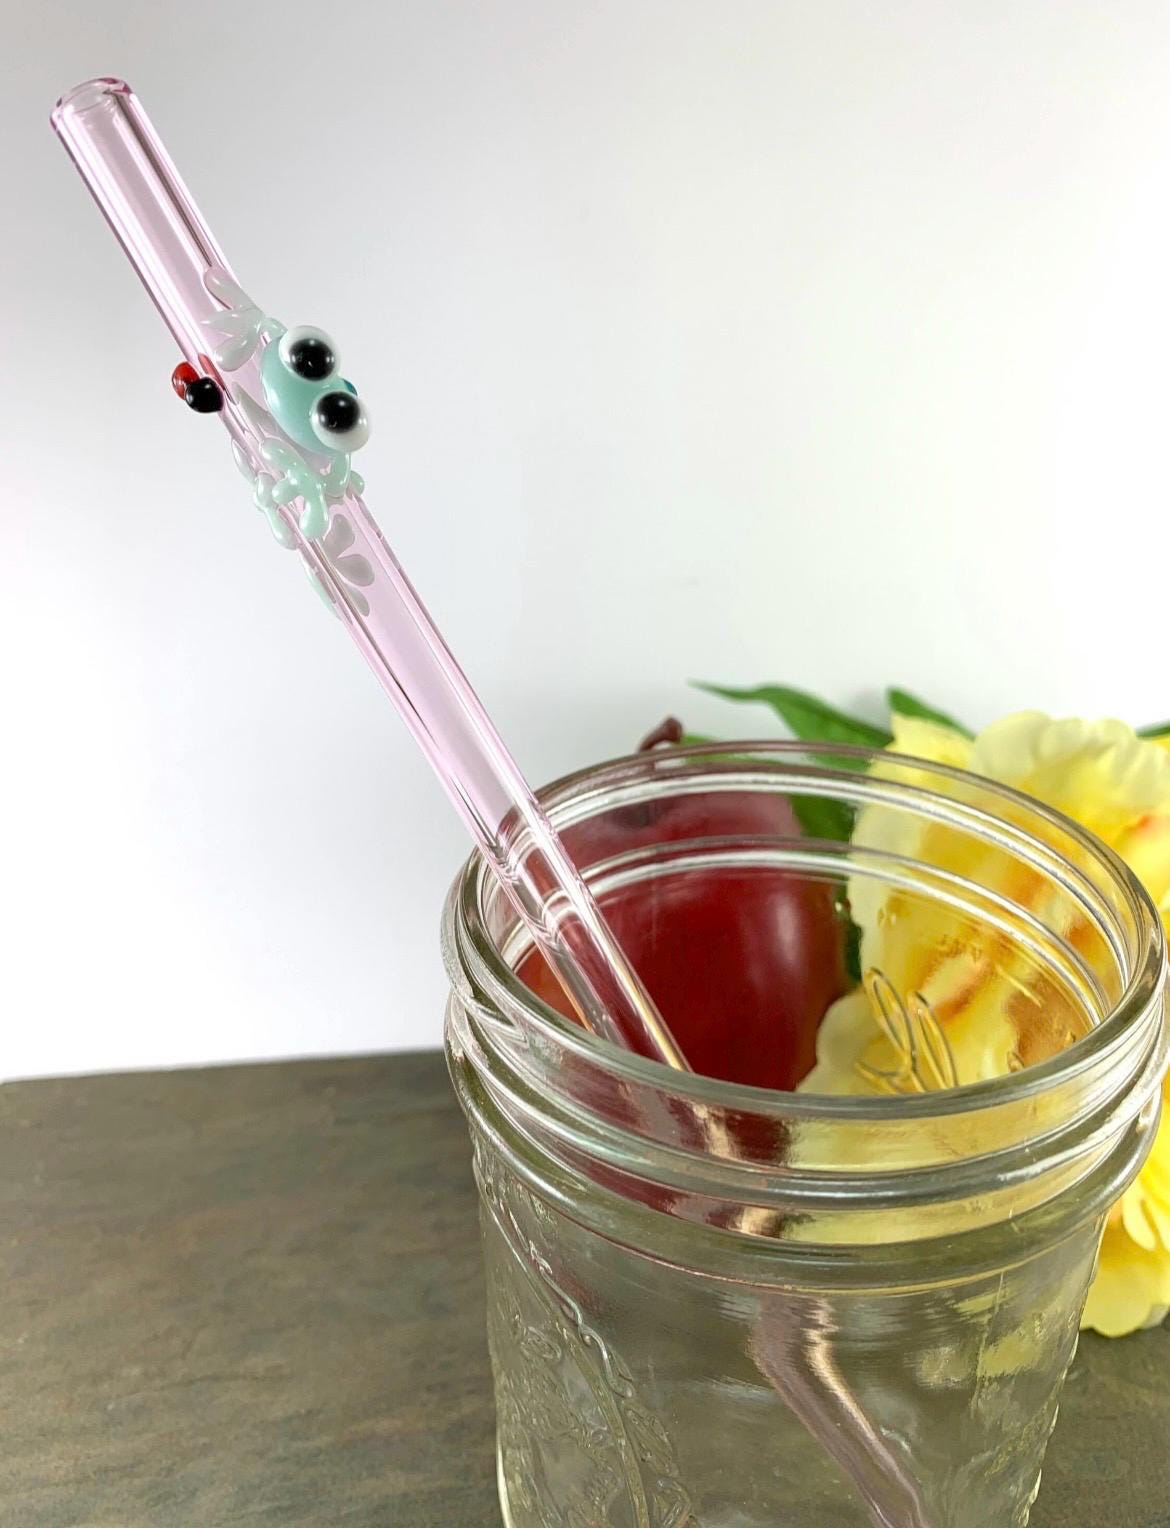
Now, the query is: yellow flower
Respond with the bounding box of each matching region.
[1081,1087,1170,1336]
[802,710,1170,1336]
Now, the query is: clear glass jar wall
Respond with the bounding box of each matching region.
[444,744,1167,1528]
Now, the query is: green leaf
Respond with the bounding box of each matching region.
[679,732,712,746]
[887,687,974,739]
[671,730,857,842]
[836,894,863,983]
[789,793,856,844]
[1137,721,1170,739]
[694,682,892,751]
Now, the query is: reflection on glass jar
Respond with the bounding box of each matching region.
[444,744,1167,1527]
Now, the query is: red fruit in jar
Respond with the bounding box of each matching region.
[517,743,847,1091]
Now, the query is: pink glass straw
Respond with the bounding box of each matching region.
[52,77,689,1073]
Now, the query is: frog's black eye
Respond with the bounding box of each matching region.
[278,325,338,382]
[312,389,371,452]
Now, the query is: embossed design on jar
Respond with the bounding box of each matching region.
[474,1142,694,1527]
[855,967,959,1095]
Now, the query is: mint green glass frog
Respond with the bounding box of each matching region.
[259,325,370,457]
[201,267,371,541]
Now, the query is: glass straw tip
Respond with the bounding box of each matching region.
[51,77,132,131]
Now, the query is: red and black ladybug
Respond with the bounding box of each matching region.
[171,361,224,414]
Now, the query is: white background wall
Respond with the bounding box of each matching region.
[6,1,1170,1079]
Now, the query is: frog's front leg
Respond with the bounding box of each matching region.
[323,455,350,501]
[322,454,366,504]
[269,473,329,542]
[260,438,329,542]
[297,483,330,542]
[254,473,296,548]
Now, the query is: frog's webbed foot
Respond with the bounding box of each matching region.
[258,441,329,541]
[202,268,277,371]
[260,438,306,477]
[321,455,364,502]
[261,502,296,547]
[297,489,330,542]
[322,454,352,502]
[203,312,260,371]
[269,473,324,541]
[269,476,299,509]
[204,268,253,312]
[232,440,296,548]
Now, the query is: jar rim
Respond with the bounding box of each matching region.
[450,740,1166,1122]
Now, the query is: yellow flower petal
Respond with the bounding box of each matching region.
[889,716,974,771]
[1080,1221,1170,1337]
[967,711,1053,785]
[803,709,1170,1337]
[801,990,878,1097]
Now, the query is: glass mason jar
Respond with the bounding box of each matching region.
[443,743,1167,1528]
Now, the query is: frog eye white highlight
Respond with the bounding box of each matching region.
[279,325,338,382]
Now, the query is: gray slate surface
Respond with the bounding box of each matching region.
[0,1052,1165,1526]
